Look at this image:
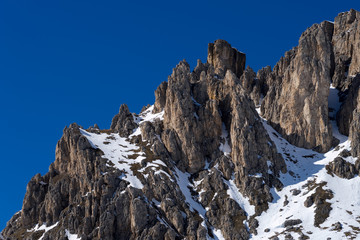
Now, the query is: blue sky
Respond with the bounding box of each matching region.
[0,0,358,230]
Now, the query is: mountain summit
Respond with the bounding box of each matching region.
[2,9,360,240]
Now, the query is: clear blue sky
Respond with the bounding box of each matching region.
[0,0,358,230]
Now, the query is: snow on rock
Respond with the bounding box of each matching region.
[80,129,145,189]
[213,228,226,240]
[130,105,164,137]
[219,123,231,156]
[27,222,59,240]
[174,167,217,239]
[329,85,347,143]
[174,167,206,216]
[254,101,360,239]
[223,178,255,216]
[65,229,81,240]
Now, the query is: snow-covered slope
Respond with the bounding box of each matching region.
[77,98,356,240]
[78,92,360,239]
[255,118,360,239]
[254,86,360,239]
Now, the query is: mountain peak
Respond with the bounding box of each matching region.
[207,39,246,78]
[3,9,360,240]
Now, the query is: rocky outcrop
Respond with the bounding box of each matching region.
[2,40,286,240]
[333,9,360,136]
[283,219,302,228]
[326,156,358,179]
[162,60,222,173]
[239,66,262,106]
[110,104,137,137]
[261,21,335,153]
[333,10,360,159]
[2,124,185,240]
[336,75,360,135]
[153,81,168,113]
[332,9,360,90]
[350,89,360,157]
[303,182,333,227]
[207,39,246,78]
[163,54,285,213]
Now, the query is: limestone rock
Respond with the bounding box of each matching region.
[350,89,360,157]
[162,60,222,173]
[7,10,360,238]
[110,104,137,137]
[326,157,357,179]
[332,222,342,231]
[153,81,168,113]
[207,39,246,78]
[261,21,335,153]
[239,66,262,106]
[337,75,360,135]
[332,9,360,137]
[332,9,360,90]
[283,219,302,227]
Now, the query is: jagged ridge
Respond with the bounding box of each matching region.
[2,9,360,240]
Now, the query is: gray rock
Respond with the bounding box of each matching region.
[283,219,302,227]
[207,39,246,78]
[291,189,301,196]
[110,104,137,137]
[153,81,168,113]
[285,233,294,240]
[332,221,342,231]
[332,9,360,90]
[336,75,360,136]
[4,10,360,239]
[326,157,357,179]
[261,21,335,153]
[239,66,262,105]
[304,196,314,208]
[350,87,360,158]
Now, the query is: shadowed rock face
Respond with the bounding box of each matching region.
[336,75,360,135]
[333,10,360,137]
[332,9,360,90]
[261,21,335,153]
[350,89,360,157]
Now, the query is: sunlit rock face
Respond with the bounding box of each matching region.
[3,9,360,240]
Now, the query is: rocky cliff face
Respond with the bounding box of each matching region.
[207,39,246,78]
[261,20,335,153]
[3,9,360,240]
[332,9,360,91]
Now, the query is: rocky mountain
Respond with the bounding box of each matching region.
[2,9,360,240]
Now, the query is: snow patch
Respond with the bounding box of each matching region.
[130,105,164,137]
[219,123,231,156]
[80,129,145,189]
[174,167,223,239]
[174,168,206,216]
[223,178,255,216]
[28,222,59,240]
[254,101,360,239]
[65,229,81,240]
[213,228,225,240]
